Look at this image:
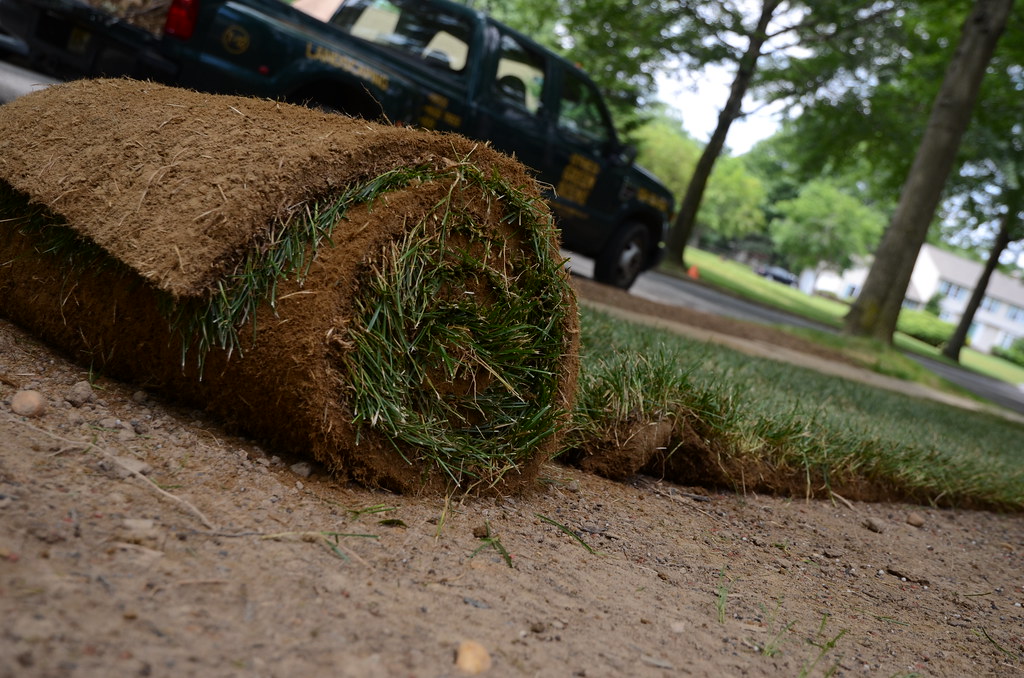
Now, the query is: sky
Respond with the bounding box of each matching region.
[655,64,785,155]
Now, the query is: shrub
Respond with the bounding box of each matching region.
[897,309,956,347]
[993,338,1024,367]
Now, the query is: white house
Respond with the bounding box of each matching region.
[811,244,1024,354]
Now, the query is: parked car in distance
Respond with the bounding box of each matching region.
[759,266,798,287]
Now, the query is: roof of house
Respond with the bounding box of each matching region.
[922,244,1024,307]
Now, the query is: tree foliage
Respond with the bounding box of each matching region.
[771,179,884,275]
[633,113,766,241]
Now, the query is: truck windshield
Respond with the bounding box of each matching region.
[331,0,472,75]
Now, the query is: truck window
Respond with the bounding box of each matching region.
[558,70,613,145]
[331,0,471,74]
[494,34,545,116]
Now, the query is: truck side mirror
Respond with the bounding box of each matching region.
[615,143,638,166]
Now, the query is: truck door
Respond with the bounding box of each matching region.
[328,0,473,132]
[548,67,626,252]
[472,28,551,182]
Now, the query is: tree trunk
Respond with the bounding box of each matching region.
[941,215,1011,362]
[843,0,1012,343]
[665,0,781,267]
[942,193,1020,362]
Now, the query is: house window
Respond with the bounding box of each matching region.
[1008,305,1024,323]
[980,296,1001,313]
[843,284,859,299]
[938,280,968,300]
[939,310,956,322]
[998,332,1016,350]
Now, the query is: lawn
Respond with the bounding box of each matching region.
[571,306,1024,510]
[665,249,1024,387]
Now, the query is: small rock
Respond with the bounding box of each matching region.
[640,655,675,670]
[472,524,490,539]
[11,390,46,417]
[290,462,313,478]
[67,410,85,426]
[906,512,925,528]
[131,390,148,404]
[455,640,492,674]
[863,517,885,533]
[122,518,156,533]
[107,455,153,478]
[98,417,120,430]
[65,381,95,407]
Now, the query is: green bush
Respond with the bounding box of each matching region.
[993,338,1024,367]
[897,309,956,347]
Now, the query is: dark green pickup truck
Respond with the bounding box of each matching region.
[0,0,674,288]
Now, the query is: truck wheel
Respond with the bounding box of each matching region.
[593,222,649,290]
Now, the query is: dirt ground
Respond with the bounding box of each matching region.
[1,277,1022,678]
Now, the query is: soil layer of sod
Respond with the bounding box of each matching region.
[0,78,579,493]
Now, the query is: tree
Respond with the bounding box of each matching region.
[633,113,766,245]
[697,155,767,242]
[942,191,1021,361]
[843,0,1013,342]
[771,179,885,280]
[939,11,1024,362]
[631,111,701,197]
[664,0,908,267]
[665,0,782,265]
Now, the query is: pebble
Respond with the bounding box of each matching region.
[640,655,675,670]
[863,517,885,533]
[11,390,46,417]
[456,643,491,675]
[112,455,153,477]
[290,462,313,478]
[65,381,94,407]
[455,640,492,674]
[906,512,926,528]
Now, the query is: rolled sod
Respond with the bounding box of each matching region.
[0,79,579,492]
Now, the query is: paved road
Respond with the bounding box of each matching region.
[569,253,834,332]
[568,254,1024,417]
[0,58,58,103]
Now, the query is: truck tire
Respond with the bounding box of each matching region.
[593,221,649,290]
